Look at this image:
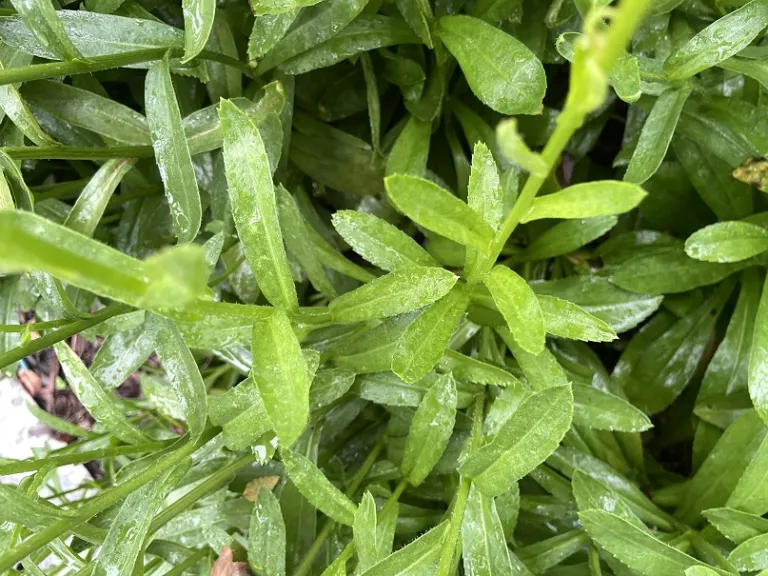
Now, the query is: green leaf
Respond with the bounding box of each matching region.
[461,483,519,576]
[482,265,545,355]
[523,216,618,262]
[675,410,767,525]
[249,12,298,60]
[310,368,356,410]
[181,0,215,62]
[54,341,151,444]
[280,446,357,525]
[703,507,768,544]
[248,488,286,576]
[531,276,662,333]
[537,295,618,343]
[0,483,77,529]
[386,115,431,177]
[64,159,136,237]
[252,310,310,447]
[401,372,458,485]
[25,401,93,439]
[729,532,768,571]
[664,0,768,81]
[331,209,438,272]
[579,510,716,576]
[329,267,457,323]
[385,174,496,253]
[522,180,647,223]
[464,142,503,279]
[360,522,447,576]
[354,491,379,572]
[750,272,768,428]
[220,98,298,310]
[391,285,470,383]
[612,246,745,294]
[436,15,545,115]
[685,221,768,263]
[624,87,692,185]
[0,49,56,146]
[208,377,273,451]
[94,466,183,576]
[496,118,547,176]
[279,15,419,75]
[572,470,647,530]
[8,0,81,61]
[459,385,573,497]
[146,314,208,442]
[145,57,201,244]
[257,0,369,73]
[276,185,336,299]
[498,329,569,391]
[396,0,433,47]
[727,427,768,515]
[623,281,733,414]
[572,384,652,433]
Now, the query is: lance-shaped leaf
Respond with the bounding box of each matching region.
[354,492,379,572]
[0,49,56,146]
[280,446,357,526]
[386,114,431,177]
[391,285,469,383]
[579,510,719,576]
[220,98,298,310]
[572,383,652,433]
[89,323,153,388]
[332,209,438,272]
[522,216,618,262]
[181,0,215,63]
[459,385,573,497]
[146,314,208,442]
[436,15,545,115]
[464,142,503,279]
[252,310,309,447]
[329,266,458,323]
[664,0,768,81]
[623,87,692,185]
[64,159,136,237]
[522,181,647,222]
[385,174,496,253]
[537,295,617,342]
[461,483,520,576]
[685,221,768,263]
[360,522,447,576]
[703,507,768,544]
[750,272,768,427]
[248,489,286,576]
[145,57,201,243]
[9,0,82,61]
[401,373,458,485]
[94,467,183,576]
[729,533,768,571]
[482,265,545,355]
[54,341,151,444]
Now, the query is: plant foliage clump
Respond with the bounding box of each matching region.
[3,0,768,574]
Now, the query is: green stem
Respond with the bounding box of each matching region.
[162,549,207,576]
[594,0,653,75]
[0,303,131,371]
[0,318,70,332]
[148,453,255,534]
[4,146,154,160]
[435,477,472,575]
[0,48,252,87]
[294,440,388,576]
[0,428,219,572]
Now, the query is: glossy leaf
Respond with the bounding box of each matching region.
[436,15,545,115]
[750,272,768,427]
[220,98,298,310]
[181,0,215,63]
[664,0,768,81]
[332,209,437,272]
[401,373,458,485]
[391,285,469,383]
[248,488,286,576]
[280,446,357,525]
[54,340,151,445]
[703,507,768,544]
[729,533,768,571]
[482,265,545,354]
[354,492,379,572]
[461,483,517,576]
[145,57,201,243]
[360,522,447,576]
[464,142,503,279]
[685,222,768,263]
[9,0,82,61]
[522,181,647,222]
[146,314,208,442]
[537,295,617,343]
[624,87,692,185]
[385,174,496,252]
[252,310,309,446]
[386,114,431,177]
[572,383,652,433]
[459,385,574,497]
[329,266,457,323]
[523,216,617,262]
